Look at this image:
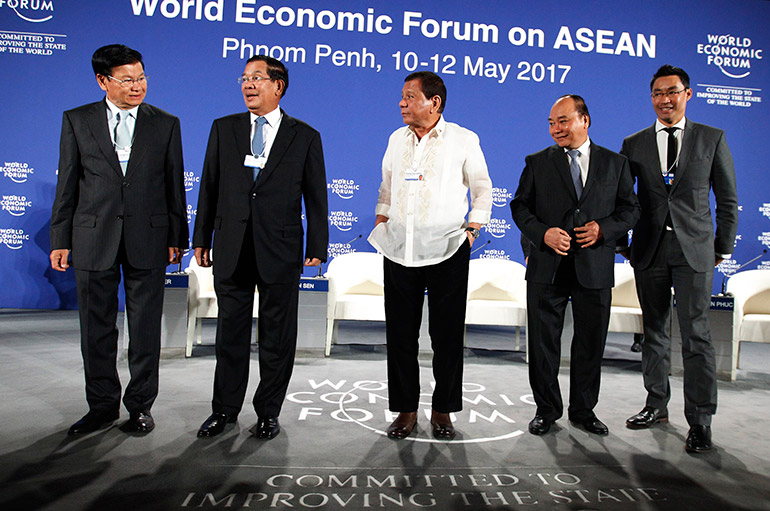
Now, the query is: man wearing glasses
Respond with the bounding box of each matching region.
[50,44,188,435]
[193,55,328,440]
[621,65,738,453]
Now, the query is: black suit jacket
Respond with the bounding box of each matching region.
[620,120,738,272]
[50,100,188,271]
[193,110,328,284]
[511,142,640,289]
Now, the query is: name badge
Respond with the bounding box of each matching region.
[244,154,267,169]
[405,167,423,181]
[663,172,675,185]
[117,148,131,163]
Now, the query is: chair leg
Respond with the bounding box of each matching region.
[514,326,520,351]
[185,310,196,358]
[325,318,335,357]
[196,318,203,345]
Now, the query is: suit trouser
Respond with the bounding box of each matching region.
[526,256,611,423]
[383,240,470,414]
[211,232,300,418]
[74,241,164,414]
[635,230,716,426]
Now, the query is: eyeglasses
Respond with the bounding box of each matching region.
[651,88,687,99]
[107,75,148,87]
[238,75,273,85]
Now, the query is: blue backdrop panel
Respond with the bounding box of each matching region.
[0,0,768,309]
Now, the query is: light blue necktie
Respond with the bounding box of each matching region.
[114,111,132,174]
[252,116,267,181]
[568,149,583,199]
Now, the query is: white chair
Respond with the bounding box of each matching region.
[185,255,258,357]
[324,252,386,356]
[726,269,770,368]
[608,262,643,335]
[465,258,528,351]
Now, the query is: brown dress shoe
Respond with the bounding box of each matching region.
[430,411,456,440]
[387,412,417,439]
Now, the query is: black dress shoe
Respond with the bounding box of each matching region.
[197,413,238,437]
[686,425,712,453]
[528,415,552,436]
[430,411,456,440]
[626,406,669,429]
[68,410,119,435]
[124,410,155,433]
[572,417,609,436]
[387,412,417,439]
[254,416,280,439]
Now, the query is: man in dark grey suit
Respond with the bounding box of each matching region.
[511,95,640,437]
[193,55,328,440]
[50,44,188,435]
[621,65,738,453]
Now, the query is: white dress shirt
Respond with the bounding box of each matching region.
[368,116,493,267]
[250,107,282,158]
[106,98,138,148]
[655,117,685,175]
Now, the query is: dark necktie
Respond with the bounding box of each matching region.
[664,127,678,187]
[568,149,582,199]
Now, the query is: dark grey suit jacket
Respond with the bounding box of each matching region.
[50,100,188,271]
[620,120,738,273]
[192,110,328,284]
[511,142,640,289]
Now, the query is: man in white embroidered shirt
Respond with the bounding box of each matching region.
[368,71,493,441]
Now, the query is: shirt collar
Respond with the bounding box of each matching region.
[563,136,591,156]
[656,117,686,133]
[105,98,139,120]
[250,106,281,126]
[405,115,446,140]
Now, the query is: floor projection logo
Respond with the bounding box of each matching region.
[287,378,532,444]
[0,0,54,22]
[697,34,763,79]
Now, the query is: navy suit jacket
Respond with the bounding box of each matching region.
[192,110,328,284]
[50,100,188,271]
[620,120,738,272]
[511,142,640,289]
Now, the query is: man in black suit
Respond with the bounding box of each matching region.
[50,44,188,435]
[621,65,738,453]
[193,55,328,440]
[511,95,639,436]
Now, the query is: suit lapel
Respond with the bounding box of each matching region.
[581,142,600,200]
[87,100,123,177]
[672,118,695,194]
[256,110,297,186]
[641,124,668,193]
[230,112,252,185]
[549,145,577,201]
[126,103,153,177]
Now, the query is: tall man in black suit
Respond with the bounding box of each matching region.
[622,65,738,453]
[193,55,328,440]
[50,44,188,435]
[511,95,640,437]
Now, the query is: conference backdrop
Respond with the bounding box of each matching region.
[0,0,767,309]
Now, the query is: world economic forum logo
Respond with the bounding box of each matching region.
[484,218,512,239]
[697,34,763,79]
[0,0,54,22]
[329,210,358,232]
[184,171,200,192]
[1,195,32,217]
[0,227,29,249]
[491,187,513,208]
[327,178,360,200]
[2,162,34,183]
